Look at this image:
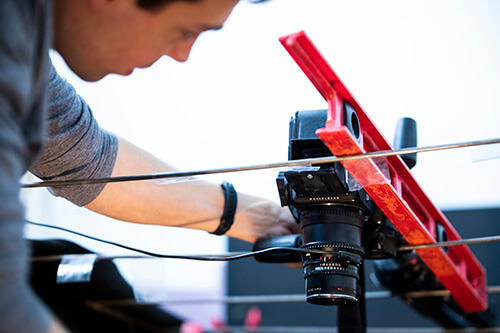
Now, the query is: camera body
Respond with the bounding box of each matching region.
[253,107,495,329]
[269,107,399,306]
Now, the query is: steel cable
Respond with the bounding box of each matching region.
[22,137,500,188]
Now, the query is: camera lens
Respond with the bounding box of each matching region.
[300,206,365,306]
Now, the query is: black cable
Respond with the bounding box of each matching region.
[25,219,333,262]
[27,219,500,262]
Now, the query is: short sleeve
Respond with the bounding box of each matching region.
[30,63,119,206]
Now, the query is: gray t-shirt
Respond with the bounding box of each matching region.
[32,63,118,206]
[0,0,118,331]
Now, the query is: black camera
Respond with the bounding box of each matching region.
[253,105,496,331]
[254,105,402,306]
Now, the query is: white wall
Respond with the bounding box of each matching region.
[24,0,500,328]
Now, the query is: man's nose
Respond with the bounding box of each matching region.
[164,39,196,63]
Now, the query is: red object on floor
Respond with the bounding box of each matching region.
[210,317,226,331]
[179,321,204,333]
[279,30,487,312]
[244,306,262,330]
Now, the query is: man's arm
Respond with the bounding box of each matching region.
[32,63,297,244]
[85,137,298,243]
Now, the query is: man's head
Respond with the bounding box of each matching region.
[54,0,239,81]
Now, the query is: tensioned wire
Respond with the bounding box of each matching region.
[22,137,500,188]
[86,285,500,307]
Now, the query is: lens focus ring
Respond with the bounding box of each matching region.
[303,241,365,257]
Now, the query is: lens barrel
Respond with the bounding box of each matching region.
[300,206,365,306]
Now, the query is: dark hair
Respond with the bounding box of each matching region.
[137,0,198,11]
[137,0,269,11]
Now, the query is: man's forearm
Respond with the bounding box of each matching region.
[85,137,297,243]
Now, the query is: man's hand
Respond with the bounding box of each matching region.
[226,193,301,244]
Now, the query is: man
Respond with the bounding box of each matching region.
[0,0,299,331]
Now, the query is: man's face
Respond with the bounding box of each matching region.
[56,0,239,81]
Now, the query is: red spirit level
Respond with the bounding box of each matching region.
[280,30,487,312]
